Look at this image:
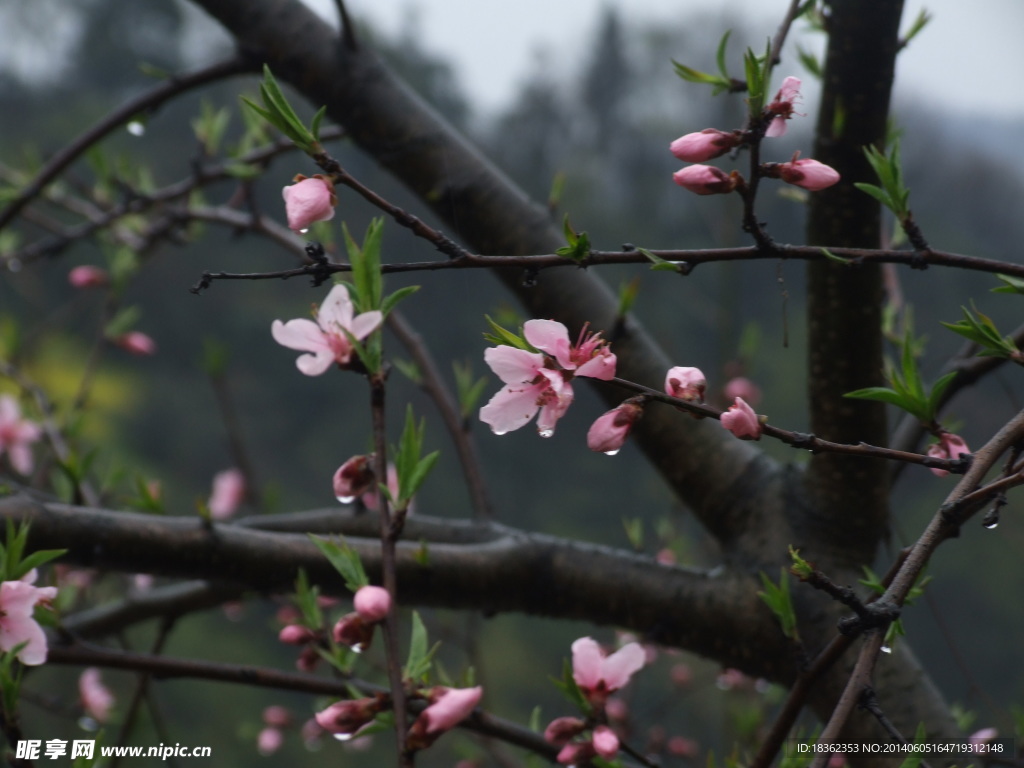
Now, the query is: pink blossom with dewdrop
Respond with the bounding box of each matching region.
[314,696,383,736]
[271,284,382,375]
[587,402,642,455]
[333,455,375,503]
[282,175,336,233]
[406,686,483,750]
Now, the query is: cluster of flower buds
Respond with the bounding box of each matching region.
[543,637,647,764]
[671,76,839,195]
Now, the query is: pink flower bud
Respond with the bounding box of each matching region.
[333,455,375,503]
[593,725,620,759]
[263,705,291,728]
[665,366,706,403]
[927,433,970,477]
[79,668,115,723]
[112,331,156,356]
[68,265,109,289]
[587,402,643,455]
[668,736,700,758]
[557,741,593,766]
[669,129,741,162]
[278,624,315,645]
[407,687,483,750]
[207,468,246,520]
[257,727,284,756]
[282,175,336,233]
[672,165,738,195]
[353,585,391,623]
[544,717,587,746]
[723,376,761,406]
[776,157,840,191]
[720,397,762,440]
[314,696,384,735]
[333,612,374,651]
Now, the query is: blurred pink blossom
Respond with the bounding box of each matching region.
[79,668,115,723]
[207,468,246,520]
[0,395,42,475]
[112,331,157,356]
[723,376,762,406]
[572,637,646,707]
[765,76,802,137]
[68,265,109,289]
[0,576,57,665]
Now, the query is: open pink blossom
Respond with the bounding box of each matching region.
[480,319,615,437]
[68,265,109,289]
[672,164,738,195]
[665,366,706,403]
[0,395,42,475]
[670,129,741,162]
[765,76,802,137]
[207,468,246,520]
[587,402,642,454]
[572,637,646,707]
[720,397,762,440]
[407,686,483,750]
[272,284,382,375]
[112,331,157,356]
[282,175,336,233]
[79,668,115,723]
[776,157,840,191]
[927,433,970,477]
[353,585,391,623]
[333,454,376,501]
[0,577,57,665]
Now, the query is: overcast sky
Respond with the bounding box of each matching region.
[303,0,1024,120]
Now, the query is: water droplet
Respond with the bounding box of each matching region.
[350,643,364,654]
[984,519,999,530]
[299,228,309,234]
[493,430,508,436]
[538,428,554,438]
[336,495,355,504]
[333,732,355,742]
[77,716,99,732]
[880,644,892,654]
[126,120,145,137]
[603,449,620,456]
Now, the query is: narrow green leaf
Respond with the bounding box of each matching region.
[308,535,368,592]
[380,285,420,318]
[715,30,733,80]
[638,247,682,273]
[11,549,66,581]
[404,611,439,682]
[483,315,532,351]
[853,182,893,210]
[844,386,916,411]
[310,105,328,141]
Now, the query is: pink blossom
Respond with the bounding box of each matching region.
[587,402,642,454]
[0,578,57,665]
[668,736,700,758]
[665,366,706,403]
[655,548,676,565]
[557,741,593,766]
[314,696,383,735]
[333,454,375,502]
[480,319,615,437]
[112,331,157,356]
[723,376,761,406]
[670,129,741,162]
[592,725,620,759]
[79,668,115,722]
[407,686,483,750]
[207,468,246,520]
[0,395,42,476]
[263,705,291,728]
[672,164,738,195]
[271,284,383,375]
[604,696,629,722]
[333,612,375,651]
[133,573,153,592]
[282,175,336,233]
[927,433,970,477]
[68,265,109,289]
[257,727,284,756]
[571,637,646,707]
[765,76,802,137]
[353,585,391,623]
[776,157,840,191]
[720,397,762,440]
[544,717,587,746]
[716,668,753,690]
[969,727,998,746]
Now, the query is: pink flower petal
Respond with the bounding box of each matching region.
[483,346,544,384]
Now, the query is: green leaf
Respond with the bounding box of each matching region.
[820,247,852,266]
[292,569,323,629]
[392,358,423,385]
[551,658,591,714]
[844,386,915,411]
[715,31,733,80]
[622,517,644,550]
[901,9,931,46]
[453,360,488,421]
[757,568,799,641]
[617,278,641,316]
[308,536,368,593]
[638,247,682,273]
[671,60,733,94]
[796,45,822,79]
[482,315,533,351]
[10,549,66,581]
[344,219,385,312]
[404,611,440,683]
[394,406,439,508]
[556,214,590,262]
[992,274,1024,295]
[853,182,893,209]
[380,285,420,318]
[310,105,328,141]
[104,306,142,338]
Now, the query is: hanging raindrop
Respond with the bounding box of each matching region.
[880,644,892,654]
[126,120,145,137]
[603,449,620,456]
[336,495,355,504]
[538,428,554,438]
[299,228,309,234]
[333,732,355,742]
